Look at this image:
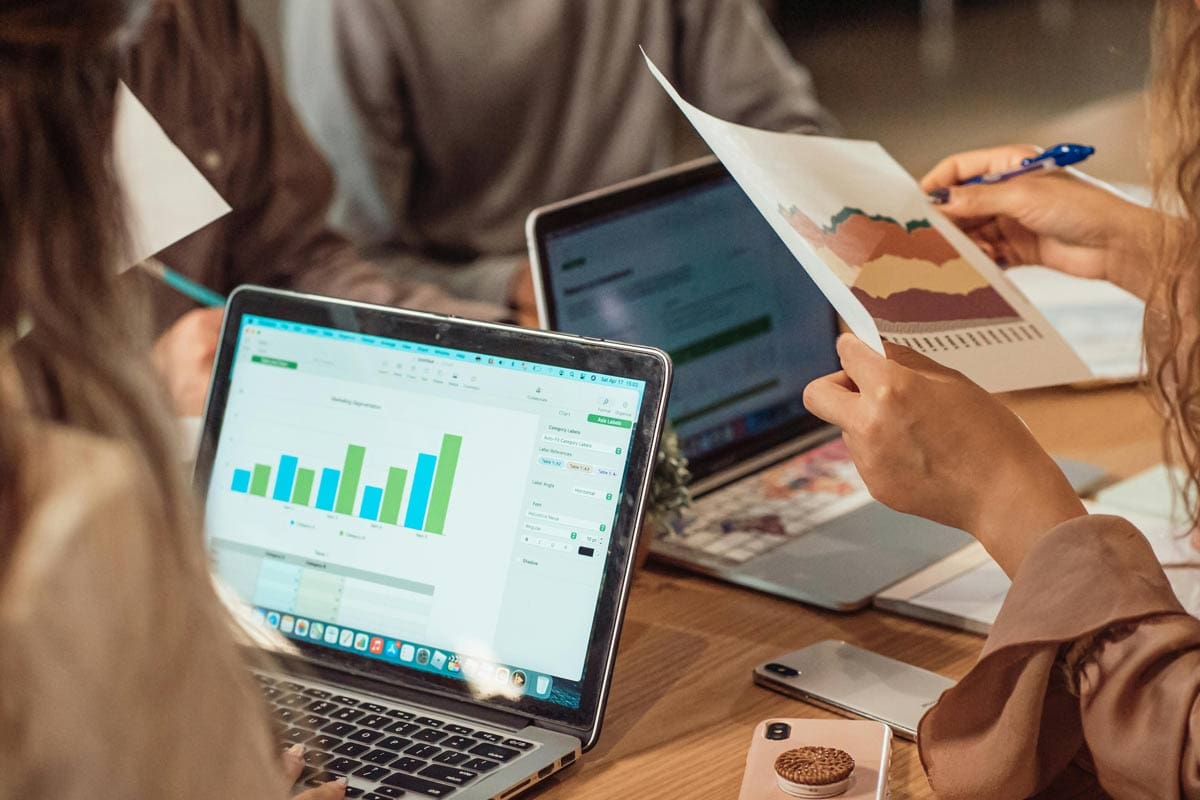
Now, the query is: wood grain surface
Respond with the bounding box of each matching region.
[529,383,1162,799]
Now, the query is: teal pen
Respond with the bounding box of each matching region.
[139,258,226,307]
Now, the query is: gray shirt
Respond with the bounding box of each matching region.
[284,0,837,304]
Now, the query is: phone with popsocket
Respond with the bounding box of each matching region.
[739,718,891,799]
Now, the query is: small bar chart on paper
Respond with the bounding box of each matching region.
[229,434,463,535]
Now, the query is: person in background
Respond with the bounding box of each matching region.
[283,0,838,325]
[803,3,1200,797]
[0,1,341,797]
[126,0,506,416]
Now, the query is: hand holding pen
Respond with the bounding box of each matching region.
[918,143,1157,297]
[928,143,1094,204]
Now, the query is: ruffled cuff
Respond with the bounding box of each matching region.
[917,515,1184,800]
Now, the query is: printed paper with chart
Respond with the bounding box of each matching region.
[643,53,1092,392]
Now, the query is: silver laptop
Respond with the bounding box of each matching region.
[195,287,671,798]
[527,158,1099,612]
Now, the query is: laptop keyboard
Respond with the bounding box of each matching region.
[662,437,876,565]
[666,476,871,564]
[259,673,537,797]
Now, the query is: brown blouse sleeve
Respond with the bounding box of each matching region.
[918,514,1200,800]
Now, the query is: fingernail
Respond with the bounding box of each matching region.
[286,743,305,758]
[928,187,950,205]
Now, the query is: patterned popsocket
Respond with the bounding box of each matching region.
[773,746,855,798]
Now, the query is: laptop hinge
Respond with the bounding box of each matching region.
[691,426,841,497]
[276,652,533,732]
[531,717,591,743]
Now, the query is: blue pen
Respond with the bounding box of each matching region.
[929,143,1095,202]
[139,258,226,307]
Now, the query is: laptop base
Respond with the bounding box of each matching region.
[259,667,579,799]
[652,502,971,612]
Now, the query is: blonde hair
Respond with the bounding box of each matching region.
[0,0,188,562]
[1147,2,1200,528]
[1,3,284,796]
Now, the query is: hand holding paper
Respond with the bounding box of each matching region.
[920,144,1158,299]
[804,334,1086,575]
[642,52,1092,392]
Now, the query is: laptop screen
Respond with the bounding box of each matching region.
[539,168,839,475]
[204,313,647,712]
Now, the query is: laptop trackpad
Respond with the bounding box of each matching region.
[740,503,973,610]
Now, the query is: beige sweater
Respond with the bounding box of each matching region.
[0,425,282,799]
[283,0,838,304]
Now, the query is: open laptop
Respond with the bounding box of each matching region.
[527,158,1101,612]
[195,287,671,799]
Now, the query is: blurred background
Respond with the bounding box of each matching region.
[241,0,1152,185]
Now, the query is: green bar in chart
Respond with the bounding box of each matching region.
[291,468,315,506]
[380,467,409,525]
[250,464,272,497]
[334,444,366,515]
[423,434,462,534]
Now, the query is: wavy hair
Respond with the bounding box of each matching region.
[1147,2,1200,528]
[0,3,288,795]
[0,0,196,556]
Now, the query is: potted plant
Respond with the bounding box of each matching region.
[635,424,691,571]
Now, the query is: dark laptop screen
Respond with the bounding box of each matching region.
[541,169,839,473]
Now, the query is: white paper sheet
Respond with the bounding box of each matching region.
[1006,266,1145,382]
[642,53,1092,393]
[112,82,231,271]
[898,502,1200,629]
[910,553,1011,629]
[1094,467,1200,614]
[1095,464,1191,525]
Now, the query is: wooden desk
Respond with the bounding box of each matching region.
[534,383,1162,799]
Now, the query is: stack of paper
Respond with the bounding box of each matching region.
[876,465,1200,633]
[1006,266,1145,383]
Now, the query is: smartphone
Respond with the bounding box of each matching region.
[753,640,954,740]
[739,718,891,800]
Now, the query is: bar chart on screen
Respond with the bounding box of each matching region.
[207,351,540,583]
[228,433,463,534]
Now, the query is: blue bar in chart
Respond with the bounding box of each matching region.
[231,469,252,494]
[404,453,438,530]
[316,468,341,511]
[359,485,383,521]
[228,435,463,534]
[272,455,299,502]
